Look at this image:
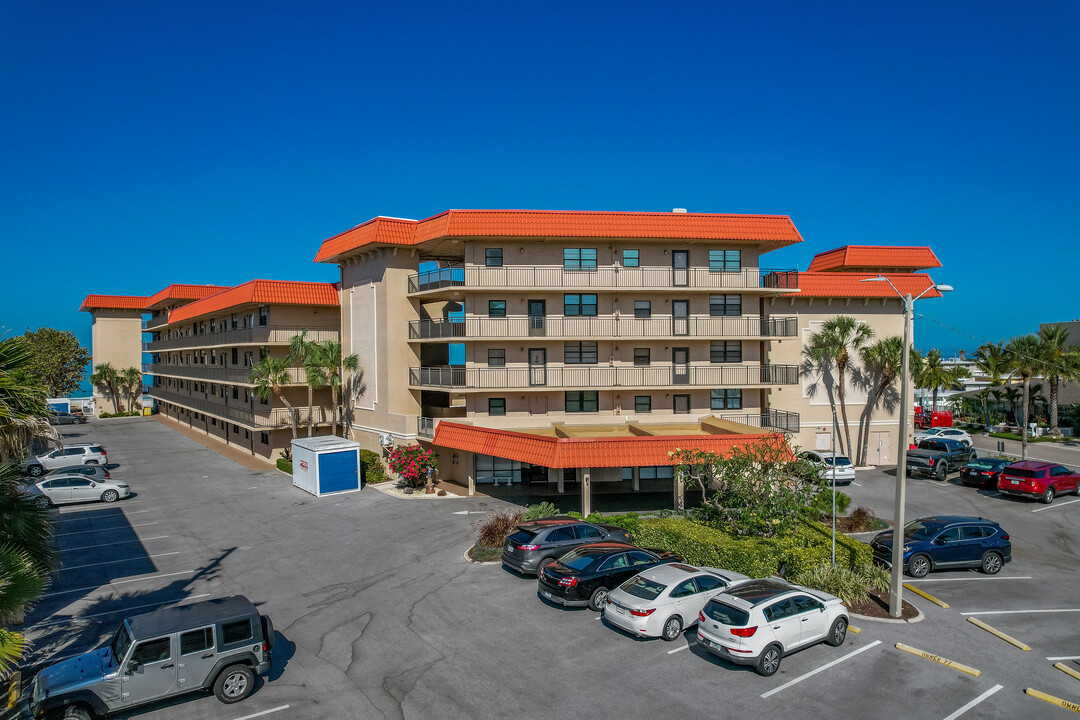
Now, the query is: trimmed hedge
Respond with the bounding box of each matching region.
[568,511,642,536]
[629,517,871,579]
[359,449,388,483]
[277,458,292,474]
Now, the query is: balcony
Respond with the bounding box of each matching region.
[418,416,437,438]
[714,409,801,433]
[143,315,169,331]
[409,364,799,390]
[146,325,338,352]
[146,363,306,385]
[407,265,799,294]
[408,315,798,340]
[149,387,330,429]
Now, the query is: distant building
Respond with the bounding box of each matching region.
[79,295,149,414]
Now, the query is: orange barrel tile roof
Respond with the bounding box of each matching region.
[166,280,339,324]
[807,245,941,273]
[79,294,150,312]
[431,422,790,469]
[314,209,804,262]
[144,284,229,310]
[796,272,943,299]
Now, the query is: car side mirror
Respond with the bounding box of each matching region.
[126,661,142,674]
[932,537,945,546]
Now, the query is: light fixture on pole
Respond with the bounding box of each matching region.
[860,275,952,618]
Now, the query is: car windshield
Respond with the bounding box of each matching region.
[1005,468,1041,479]
[702,600,750,626]
[619,576,666,600]
[558,548,606,571]
[922,428,945,436]
[824,457,852,467]
[967,459,1000,470]
[110,624,133,666]
[904,520,944,541]
[507,530,537,545]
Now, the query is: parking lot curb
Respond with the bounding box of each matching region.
[967,617,1031,651]
[1025,688,1080,713]
[463,548,501,565]
[895,643,982,676]
[850,605,925,624]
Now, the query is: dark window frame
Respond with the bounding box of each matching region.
[711,388,743,410]
[709,294,742,317]
[673,394,691,414]
[635,395,651,413]
[564,341,598,364]
[634,300,651,319]
[487,349,506,367]
[488,397,506,416]
[622,249,639,267]
[563,248,598,271]
[710,340,742,364]
[565,390,599,413]
[485,248,503,267]
[488,300,507,317]
[564,293,598,317]
[709,249,742,273]
[633,348,650,366]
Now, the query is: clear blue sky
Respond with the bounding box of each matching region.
[3,0,1077,383]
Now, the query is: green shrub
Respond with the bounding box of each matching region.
[522,501,560,521]
[359,449,388,483]
[567,511,642,535]
[811,490,851,517]
[862,563,891,594]
[792,563,871,605]
[276,458,292,474]
[476,509,524,548]
[795,520,872,573]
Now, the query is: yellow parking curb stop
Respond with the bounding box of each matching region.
[966,617,1031,651]
[894,643,981,676]
[1025,688,1080,713]
[848,625,862,634]
[6,671,19,711]
[1056,663,1080,683]
[903,583,950,608]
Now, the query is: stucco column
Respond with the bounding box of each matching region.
[467,454,476,496]
[548,467,561,491]
[632,467,640,492]
[581,467,592,517]
[557,468,564,494]
[673,472,684,510]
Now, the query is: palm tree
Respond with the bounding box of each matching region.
[314,341,359,437]
[857,337,905,465]
[805,315,874,459]
[973,342,1008,426]
[249,356,299,439]
[89,362,123,414]
[0,337,54,461]
[913,349,970,414]
[1038,326,1080,437]
[289,331,319,437]
[0,542,46,676]
[120,366,144,415]
[1004,334,1043,460]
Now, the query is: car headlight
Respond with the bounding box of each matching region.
[902,545,912,552]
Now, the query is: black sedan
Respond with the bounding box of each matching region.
[48,411,87,425]
[960,457,1012,489]
[537,543,683,611]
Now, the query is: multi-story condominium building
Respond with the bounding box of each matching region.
[83,280,341,461]
[80,294,149,413]
[315,210,945,511]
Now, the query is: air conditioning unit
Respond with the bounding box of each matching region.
[379,433,394,447]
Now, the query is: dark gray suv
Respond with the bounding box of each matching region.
[501,516,632,575]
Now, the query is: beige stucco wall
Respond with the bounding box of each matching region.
[90,309,144,414]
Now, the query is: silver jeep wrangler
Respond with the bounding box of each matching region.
[23,596,273,719]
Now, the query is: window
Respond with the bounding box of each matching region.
[634,301,651,318]
[487,349,506,367]
[622,249,639,267]
[221,619,253,645]
[695,575,724,592]
[488,300,506,317]
[633,348,650,366]
[259,305,268,326]
[260,432,269,445]
[708,249,742,273]
[131,637,171,665]
[670,579,697,598]
[576,525,602,540]
[635,396,651,413]
[232,386,239,400]
[961,526,986,540]
[485,248,503,267]
[548,527,576,542]
[709,294,742,316]
[600,554,630,571]
[565,391,599,413]
[233,424,239,434]
[231,348,238,365]
[564,341,598,364]
[488,398,506,416]
[673,394,690,414]
[710,341,742,363]
[937,527,961,543]
[563,248,597,270]
[711,389,742,410]
[564,294,597,316]
[792,595,823,614]
[180,627,214,655]
[231,313,238,329]
[637,466,675,480]
[764,600,796,622]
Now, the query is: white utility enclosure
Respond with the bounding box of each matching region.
[291,437,362,497]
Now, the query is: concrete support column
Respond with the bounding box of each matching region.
[467,454,476,496]
[557,468,565,494]
[632,467,640,492]
[673,472,685,510]
[581,467,592,517]
[548,467,561,492]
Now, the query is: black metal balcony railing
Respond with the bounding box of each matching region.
[146,325,338,352]
[407,265,800,293]
[408,315,799,340]
[409,364,799,390]
[150,387,329,429]
[714,409,801,433]
[146,363,306,385]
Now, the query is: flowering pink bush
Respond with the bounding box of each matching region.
[386,444,439,488]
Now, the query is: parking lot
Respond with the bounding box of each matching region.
[15,418,1080,719]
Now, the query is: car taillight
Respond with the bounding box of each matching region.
[262,641,268,652]
[699,611,707,623]
[629,608,656,617]
[518,544,540,551]
[558,577,577,588]
[606,597,612,605]
[1000,533,1009,541]
[980,471,991,475]
[730,626,758,637]
[927,458,935,466]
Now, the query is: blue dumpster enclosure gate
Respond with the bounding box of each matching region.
[291,437,363,497]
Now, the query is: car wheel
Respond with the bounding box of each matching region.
[936,464,947,481]
[756,644,782,677]
[34,495,51,509]
[907,554,931,578]
[28,465,43,477]
[100,489,119,503]
[60,705,92,720]
[588,586,609,612]
[213,664,255,704]
[980,552,1003,575]
[825,617,848,647]
[86,460,99,465]
[660,615,683,642]
[969,449,977,459]
[1043,486,1056,504]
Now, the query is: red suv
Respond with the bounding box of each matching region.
[997,462,1080,504]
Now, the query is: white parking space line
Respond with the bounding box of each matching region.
[59,535,169,551]
[53,521,158,537]
[57,551,180,572]
[911,576,1032,583]
[1048,656,1080,661]
[962,609,1080,616]
[942,684,1004,720]
[57,502,144,516]
[41,570,193,598]
[668,640,697,654]
[1032,498,1080,513]
[28,593,212,629]
[760,641,883,699]
[231,705,290,720]
[851,482,862,486]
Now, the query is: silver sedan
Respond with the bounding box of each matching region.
[27,474,131,507]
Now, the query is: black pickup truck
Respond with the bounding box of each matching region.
[906,438,977,480]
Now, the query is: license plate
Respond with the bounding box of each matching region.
[543,591,554,600]
[615,605,626,615]
[1012,479,1021,485]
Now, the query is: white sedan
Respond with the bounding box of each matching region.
[913,426,972,447]
[26,474,131,507]
[799,451,856,485]
[602,563,748,641]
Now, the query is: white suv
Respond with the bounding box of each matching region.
[25,444,108,477]
[696,578,848,676]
